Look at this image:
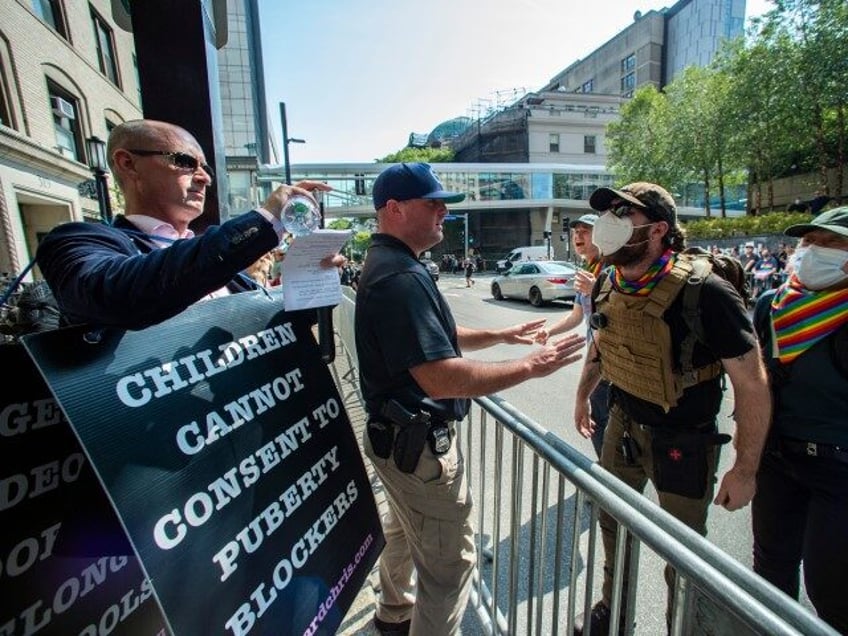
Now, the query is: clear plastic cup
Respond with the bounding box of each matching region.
[281,194,321,236]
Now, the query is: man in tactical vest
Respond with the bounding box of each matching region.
[752,207,848,634]
[572,182,771,635]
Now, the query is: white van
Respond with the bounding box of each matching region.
[496,245,550,272]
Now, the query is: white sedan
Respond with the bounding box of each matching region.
[490,261,578,307]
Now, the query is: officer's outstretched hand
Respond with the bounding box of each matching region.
[533,326,550,345]
[713,466,756,511]
[502,318,548,345]
[574,398,595,439]
[526,333,585,377]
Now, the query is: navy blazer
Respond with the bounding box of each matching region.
[36,212,279,330]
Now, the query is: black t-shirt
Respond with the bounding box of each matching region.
[605,273,756,426]
[355,234,469,420]
[754,290,848,445]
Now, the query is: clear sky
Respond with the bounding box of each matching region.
[258,0,774,164]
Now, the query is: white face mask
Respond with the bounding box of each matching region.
[795,244,848,290]
[592,212,654,256]
[787,247,806,273]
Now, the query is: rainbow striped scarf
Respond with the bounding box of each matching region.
[771,274,848,363]
[611,249,675,296]
[584,258,603,278]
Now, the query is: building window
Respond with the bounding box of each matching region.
[0,40,15,129]
[31,0,69,40]
[621,54,636,73]
[584,135,596,154]
[581,79,594,93]
[549,133,560,153]
[47,80,82,161]
[621,72,636,93]
[91,7,120,86]
[132,54,143,108]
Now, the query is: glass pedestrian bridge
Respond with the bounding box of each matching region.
[256,162,747,220]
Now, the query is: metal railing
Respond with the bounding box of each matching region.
[331,287,837,635]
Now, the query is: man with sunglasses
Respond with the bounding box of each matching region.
[37,119,339,329]
[572,183,770,635]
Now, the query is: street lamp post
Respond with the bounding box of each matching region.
[279,102,305,185]
[86,136,113,223]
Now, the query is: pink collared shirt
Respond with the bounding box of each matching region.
[124,214,231,299]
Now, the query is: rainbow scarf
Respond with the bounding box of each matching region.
[584,257,603,278]
[771,274,848,363]
[611,249,675,296]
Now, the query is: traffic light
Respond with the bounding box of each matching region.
[543,230,552,239]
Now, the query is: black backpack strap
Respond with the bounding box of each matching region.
[590,267,613,314]
[679,257,712,376]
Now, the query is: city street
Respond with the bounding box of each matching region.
[337,270,812,635]
[433,270,804,635]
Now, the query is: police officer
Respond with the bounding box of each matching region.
[572,182,771,635]
[355,163,585,636]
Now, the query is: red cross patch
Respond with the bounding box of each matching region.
[668,448,683,461]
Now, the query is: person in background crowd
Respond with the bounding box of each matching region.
[464,256,476,287]
[269,246,286,286]
[339,261,356,287]
[572,182,770,635]
[245,251,274,287]
[356,162,585,636]
[37,119,340,329]
[740,242,758,273]
[752,207,848,634]
[752,246,780,298]
[535,213,611,457]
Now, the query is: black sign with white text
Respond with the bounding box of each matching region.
[22,292,383,635]
[0,344,167,636]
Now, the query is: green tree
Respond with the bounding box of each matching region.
[718,35,798,212]
[606,85,683,187]
[773,0,848,201]
[665,65,746,217]
[376,146,455,163]
[327,218,374,261]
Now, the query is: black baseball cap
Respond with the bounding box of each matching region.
[589,182,677,225]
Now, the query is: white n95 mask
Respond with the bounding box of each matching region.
[795,244,848,290]
[592,212,654,256]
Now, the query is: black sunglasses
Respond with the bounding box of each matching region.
[610,203,637,218]
[127,149,214,178]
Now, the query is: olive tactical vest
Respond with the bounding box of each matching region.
[594,258,722,412]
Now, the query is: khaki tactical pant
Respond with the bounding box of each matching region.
[364,425,475,636]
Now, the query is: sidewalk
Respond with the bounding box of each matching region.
[332,337,383,636]
[329,328,482,636]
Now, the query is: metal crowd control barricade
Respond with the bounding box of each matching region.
[330,287,836,636]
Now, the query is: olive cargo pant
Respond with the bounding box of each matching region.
[598,404,720,613]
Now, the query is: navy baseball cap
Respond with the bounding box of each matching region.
[372,162,465,210]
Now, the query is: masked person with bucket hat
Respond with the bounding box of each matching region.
[572,182,771,635]
[752,207,848,634]
[355,163,586,635]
